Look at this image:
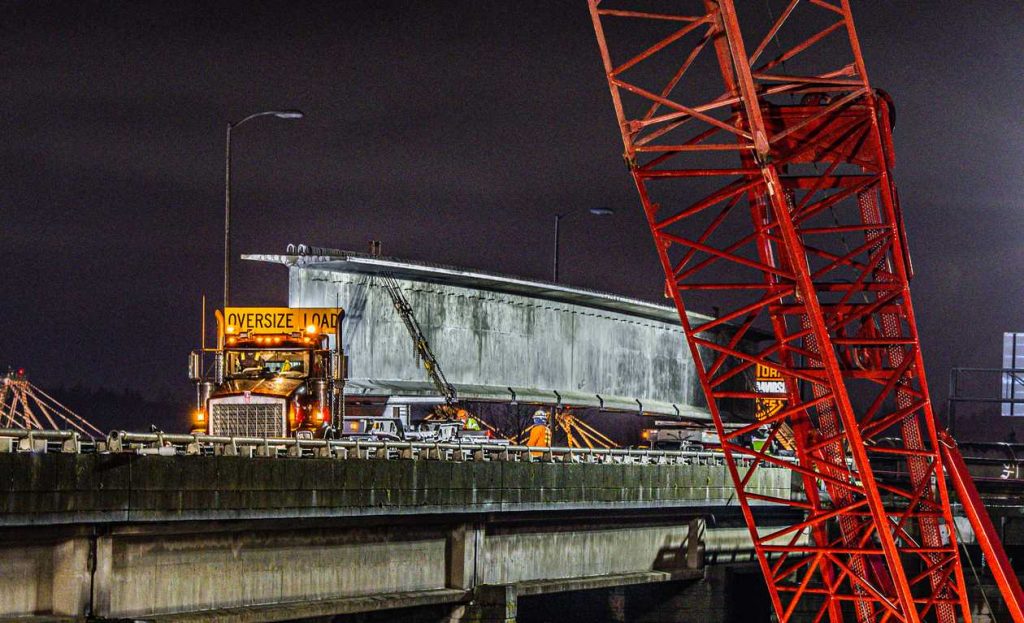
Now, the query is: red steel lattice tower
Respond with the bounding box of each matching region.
[587,1,970,621]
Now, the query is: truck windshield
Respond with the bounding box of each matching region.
[226,350,310,380]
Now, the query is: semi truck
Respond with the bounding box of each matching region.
[188,307,345,438]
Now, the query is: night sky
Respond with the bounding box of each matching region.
[2,2,1022,426]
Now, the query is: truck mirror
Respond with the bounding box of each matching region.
[188,351,202,382]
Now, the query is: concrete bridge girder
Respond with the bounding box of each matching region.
[254,251,731,419]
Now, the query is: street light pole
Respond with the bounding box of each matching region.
[553,213,563,283]
[223,109,304,309]
[552,207,614,282]
[224,122,233,309]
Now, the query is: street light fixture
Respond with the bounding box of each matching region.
[552,207,615,282]
[223,109,304,309]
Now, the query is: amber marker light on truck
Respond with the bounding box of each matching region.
[305,324,317,334]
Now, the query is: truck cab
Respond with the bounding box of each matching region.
[189,307,344,438]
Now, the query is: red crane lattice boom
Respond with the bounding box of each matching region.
[586,1,981,621]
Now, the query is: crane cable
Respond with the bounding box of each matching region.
[952,511,998,621]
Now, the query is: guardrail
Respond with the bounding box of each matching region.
[0,428,784,467]
[0,428,89,453]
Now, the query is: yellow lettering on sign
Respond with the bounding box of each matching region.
[754,362,785,422]
[222,307,343,335]
[755,363,782,381]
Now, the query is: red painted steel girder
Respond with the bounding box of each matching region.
[586,2,970,621]
[940,431,1024,622]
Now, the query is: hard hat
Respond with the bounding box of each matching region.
[532,409,548,423]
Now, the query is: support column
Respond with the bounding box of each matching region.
[448,585,517,623]
[686,517,705,570]
[90,535,113,617]
[447,523,484,591]
[51,536,92,616]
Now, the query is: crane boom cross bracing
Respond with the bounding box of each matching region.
[586,1,1020,621]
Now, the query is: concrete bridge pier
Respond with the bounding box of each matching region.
[51,535,93,617]
[445,523,516,623]
[435,516,745,623]
[447,585,517,623]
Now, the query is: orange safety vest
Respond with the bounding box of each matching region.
[526,424,550,456]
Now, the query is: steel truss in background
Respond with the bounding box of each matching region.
[1,370,102,438]
[553,408,619,449]
[587,1,968,621]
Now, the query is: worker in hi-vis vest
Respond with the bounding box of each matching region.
[526,409,551,456]
[456,408,481,431]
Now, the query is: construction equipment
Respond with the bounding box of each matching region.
[554,407,618,449]
[376,270,513,434]
[1,369,102,437]
[188,307,344,437]
[377,271,505,435]
[586,2,1024,621]
[378,272,459,407]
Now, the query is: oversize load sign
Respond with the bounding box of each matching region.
[223,307,342,334]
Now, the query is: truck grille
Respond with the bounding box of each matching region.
[210,401,286,437]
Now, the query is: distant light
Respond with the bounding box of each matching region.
[273,110,304,120]
[306,324,317,334]
[589,208,615,216]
